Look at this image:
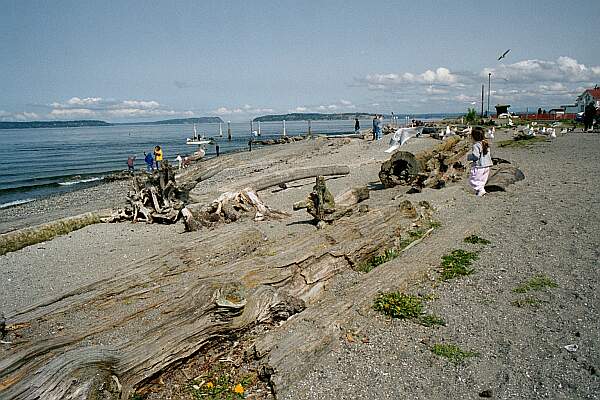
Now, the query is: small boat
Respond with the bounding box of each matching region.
[186,124,212,145]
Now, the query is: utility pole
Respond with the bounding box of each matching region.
[481,84,484,117]
[487,73,491,117]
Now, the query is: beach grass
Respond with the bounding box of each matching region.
[440,249,478,280]
[431,343,479,364]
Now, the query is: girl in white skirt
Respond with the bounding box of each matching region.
[467,127,492,196]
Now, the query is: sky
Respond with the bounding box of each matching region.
[1,0,599,122]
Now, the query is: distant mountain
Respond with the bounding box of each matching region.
[254,112,465,122]
[0,117,223,130]
[0,120,111,129]
[254,113,376,122]
[117,117,224,126]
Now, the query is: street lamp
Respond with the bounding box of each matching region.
[487,73,491,117]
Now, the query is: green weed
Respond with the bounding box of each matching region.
[511,297,544,308]
[440,249,478,280]
[513,275,558,293]
[356,248,399,273]
[463,235,491,245]
[417,314,446,327]
[431,343,479,364]
[373,292,423,319]
[188,364,252,400]
[373,292,444,327]
[428,220,442,229]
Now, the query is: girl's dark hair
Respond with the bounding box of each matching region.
[471,127,489,155]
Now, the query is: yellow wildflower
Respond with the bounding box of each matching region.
[233,383,244,394]
[205,382,214,389]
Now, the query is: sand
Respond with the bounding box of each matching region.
[1,129,598,399]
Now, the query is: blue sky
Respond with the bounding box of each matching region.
[1,0,599,122]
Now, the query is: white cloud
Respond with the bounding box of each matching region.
[49,108,98,118]
[340,99,353,106]
[42,97,195,121]
[121,100,160,109]
[364,67,461,90]
[0,111,41,121]
[294,106,307,112]
[358,56,600,112]
[212,105,274,116]
[482,56,600,84]
[66,97,103,106]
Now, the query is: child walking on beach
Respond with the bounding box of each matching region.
[467,127,492,196]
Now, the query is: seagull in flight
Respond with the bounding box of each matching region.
[498,49,511,60]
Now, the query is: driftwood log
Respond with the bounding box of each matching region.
[293,177,370,227]
[106,161,185,224]
[251,136,305,146]
[0,210,113,256]
[182,188,290,231]
[379,136,470,189]
[183,165,350,231]
[0,201,432,400]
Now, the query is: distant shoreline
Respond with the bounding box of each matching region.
[0,117,224,130]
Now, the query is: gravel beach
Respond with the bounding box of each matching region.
[1,129,598,399]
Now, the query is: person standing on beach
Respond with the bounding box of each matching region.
[355,117,360,134]
[144,152,154,172]
[154,146,163,169]
[372,115,377,140]
[467,127,492,197]
[176,154,183,170]
[127,155,136,173]
[584,102,596,132]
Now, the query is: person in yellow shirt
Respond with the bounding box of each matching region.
[154,145,163,169]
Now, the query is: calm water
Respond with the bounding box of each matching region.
[0,119,377,207]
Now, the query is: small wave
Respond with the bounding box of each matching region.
[58,176,104,186]
[0,198,35,209]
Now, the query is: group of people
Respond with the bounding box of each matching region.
[126,146,164,173]
[142,146,163,172]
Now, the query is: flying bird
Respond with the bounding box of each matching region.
[497,49,511,61]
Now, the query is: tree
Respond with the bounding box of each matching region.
[465,108,478,124]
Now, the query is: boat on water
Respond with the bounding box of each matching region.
[185,124,213,160]
[186,124,212,145]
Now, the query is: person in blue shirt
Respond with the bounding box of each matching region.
[144,151,154,172]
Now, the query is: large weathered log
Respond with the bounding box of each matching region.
[485,164,525,192]
[228,164,350,193]
[0,209,113,256]
[379,136,470,189]
[0,201,431,400]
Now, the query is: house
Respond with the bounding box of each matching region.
[564,87,600,113]
[495,104,510,116]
